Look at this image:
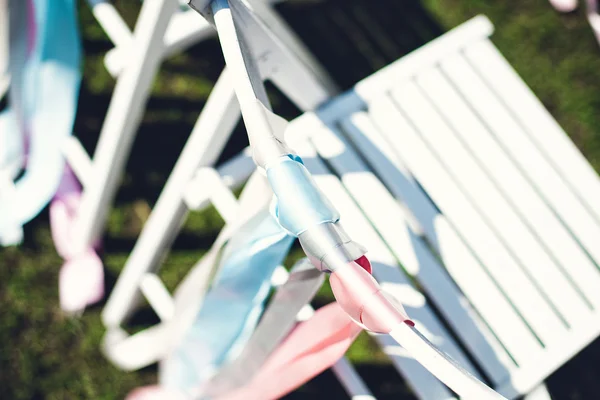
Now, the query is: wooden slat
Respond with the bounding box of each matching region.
[414,66,600,310]
[339,111,543,370]
[285,121,459,399]
[390,81,590,327]
[368,96,567,346]
[465,39,600,227]
[441,49,600,271]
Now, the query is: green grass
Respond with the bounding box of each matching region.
[2,0,600,398]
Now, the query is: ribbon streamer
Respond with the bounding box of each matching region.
[103,172,272,372]
[0,0,28,245]
[198,259,324,398]
[159,207,295,391]
[0,0,82,243]
[1,0,102,313]
[126,303,361,400]
[0,0,8,98]
[215,302,361,400]
[50,166,104,312]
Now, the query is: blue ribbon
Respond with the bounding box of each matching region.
[0,0,81,243]
[267,155,339,236]
[160,208,294,391]
[160,154,344,391]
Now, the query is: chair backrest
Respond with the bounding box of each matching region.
[286,15,600,399]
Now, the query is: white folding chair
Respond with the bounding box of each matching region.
[65,0,333,264]
[310,14,600,399]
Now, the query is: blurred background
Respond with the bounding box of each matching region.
[2,0,600,398]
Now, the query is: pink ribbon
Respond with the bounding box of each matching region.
[216,302,361,400]
[26,0,36,56]
[50,166,104,313]
[125,302,360,400]
[217,257,412,399]
[329,258,412,335]
[125,256,412,399]
[548,0,578,12]
[126,386,190,400]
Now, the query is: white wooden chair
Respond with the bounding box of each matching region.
[174,13,600,399]
[65,0,332,264]
[295,14,600,399]
[99,0,488,397]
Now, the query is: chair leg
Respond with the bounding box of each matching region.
[524,384,552,400]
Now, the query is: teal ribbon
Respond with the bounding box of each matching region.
[0,0,81,243]
[267,155,340,236]
[160,208,294,390]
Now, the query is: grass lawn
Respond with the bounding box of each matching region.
[2,0,600,398]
